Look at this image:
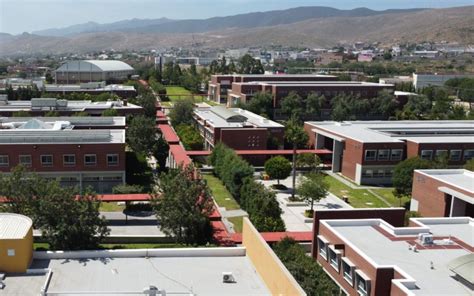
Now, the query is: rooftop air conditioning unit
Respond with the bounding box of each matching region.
[222,272,235,283]
[418,233,434,245]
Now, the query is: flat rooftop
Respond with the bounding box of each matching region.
[44,84,136,92]
[234,81,392,87]
[322,217,474,296]
[2,248,271,296]
[415,169,474,196]
[0,98,141,112]
[307,120,474,143]
[194,107,283,129]
[0,116,126,127]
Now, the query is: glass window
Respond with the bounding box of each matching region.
[328,247,340,271]
[41,155,53,167]
[318,237,328,260]
[377,149,390,161]
[365,150,377,161]
[0,155,9,167]
[63,154,76,166]
[420,150,433,160]
[450,150,462,161]
[390,149,403,161]
[107,154,119,166]
[19,155,31,167]
[342,259,354,286]
[435,150,448,157]
[464,150,474,161]
[84,154,97,166]
[356,272,370,296]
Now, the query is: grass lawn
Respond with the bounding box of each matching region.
[323,175,388,208]
[99,202,125,212]
[165,86,219,105]
[375,188,411,208]
[203,174,240,210]
[228,216,244,233]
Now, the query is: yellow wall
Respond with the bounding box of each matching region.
[242,217,306,296]
[0,227,33,273]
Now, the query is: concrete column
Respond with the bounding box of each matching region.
[315,134,325,149]
[332,140,343,172]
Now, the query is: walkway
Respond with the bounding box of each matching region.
[324,171,381,189]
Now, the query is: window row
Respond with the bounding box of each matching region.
[0,154,119,167]
[318,236,371,296]
[364,149,403,161]
[362,169,393,179]
[420,149,474,161]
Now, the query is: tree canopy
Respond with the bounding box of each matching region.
[126,115,157,156]
[169,98,194,126]
[393,157,433,199]
[264,156,292,185]
[297,173,328,212]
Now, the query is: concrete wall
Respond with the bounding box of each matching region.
[0,227,33,273]
[241,217,306,296]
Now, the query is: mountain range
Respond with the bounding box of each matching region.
[0,6,472,56]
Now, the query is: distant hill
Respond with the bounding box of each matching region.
[1,6,472,56]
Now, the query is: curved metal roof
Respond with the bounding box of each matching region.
[56,60,134,72]
[0,213,32,239]
[210,106,247,122]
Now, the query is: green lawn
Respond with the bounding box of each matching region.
[323,175,388,208]
[375,188,411,208]
[99,202,125,212]
[203,174,240,210]
[165,86,219,105]
[228,216,244,233]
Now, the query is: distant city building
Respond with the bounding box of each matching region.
[0,117,126,193]
[54,60,135,84]
[315,52,344,65]
[413,73,474,90]
[193,106,285,150]
[208,74,337,104]
[379,76,413,85]
[413,50,439,59]
[411,169,473,217]
[312,209,473,296]
[0,96,142,117]
[304,121,474,185]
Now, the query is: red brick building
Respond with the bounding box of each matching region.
[304,121,474,185]
[411,169,473,217]
[208,74,336,104]
[312,209,473,296]
[193,106,285,151]
[0,117,126,193]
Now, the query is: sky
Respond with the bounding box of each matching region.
[0,0,472,34]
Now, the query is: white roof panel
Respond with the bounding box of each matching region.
[0,213,32,239]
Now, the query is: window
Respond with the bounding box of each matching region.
[342,258,355,286]
[328,246,341,271]
[377,149,390,161]
[390,149,403,161]
[19,155,32,167]
[420,150,433,160]
[0,155,9,167]
[464,150,474,161]
[107,154,119,166]
[63,154,76,166]
[355,271,371,296]
[450,150,462,161]
[317,236,328,260]
[41,155,53,167]
[364,150,377,161]
[84,154,97,166]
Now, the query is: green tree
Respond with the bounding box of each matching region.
[297,173,328,213]
[285,117,309,200]
[45,73,54,84]
[281,91,304,120]
[464,159,474,171]
[264,156,291,185]
[398,95,432,119]
[0,166,109,250]
[238,54,264,74]
[169,98,194,126]
[305,92,326,119]
[126,115,157,156]
[393,157,433,205]
[296,153,321,171]
[102,108,118,116]
[12,110,31,117]
[153,165,214,245]
[175,124,204,150]
[273,237,339,295]
[45,110,60,117]
[153,136,170,172]
[239,91,273,118]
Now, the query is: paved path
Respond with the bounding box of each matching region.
[100,211,166,236]
[324,171,381,189]
[221,209,248,218]
[259,175,352,232]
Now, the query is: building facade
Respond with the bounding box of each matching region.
[411,169,473,217]
[208,74,336,104]
[193,106,285,151]
[304,121,474,185]
[0,118,126,193]
[54,60,135,84]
